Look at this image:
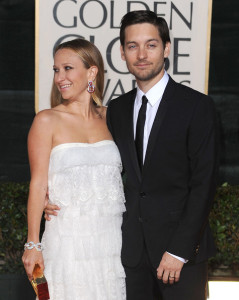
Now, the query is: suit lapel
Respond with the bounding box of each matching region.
[143,77,176,173]
[123,90,142,181]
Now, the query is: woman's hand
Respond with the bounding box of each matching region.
[22,248,44,281]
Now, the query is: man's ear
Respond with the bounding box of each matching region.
[164,42,171,59]
[120,45,126,61]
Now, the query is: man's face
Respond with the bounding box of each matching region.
[120,23,170,88]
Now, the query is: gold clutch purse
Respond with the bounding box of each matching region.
[31,264,50,300]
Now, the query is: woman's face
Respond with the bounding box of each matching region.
[53,48,90,101]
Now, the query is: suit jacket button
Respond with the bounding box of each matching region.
[195,245,200,254]
[138,217,143,222]
[140,192,146,198]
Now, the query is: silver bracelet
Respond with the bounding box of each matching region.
[24,241,43,251]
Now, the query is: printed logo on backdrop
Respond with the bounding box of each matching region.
[35,0,213,112]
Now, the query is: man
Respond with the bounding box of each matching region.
[46,10,218,300]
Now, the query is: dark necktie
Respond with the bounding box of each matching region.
[135,95,148,171]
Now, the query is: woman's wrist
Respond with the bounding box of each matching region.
[24,241,43,251]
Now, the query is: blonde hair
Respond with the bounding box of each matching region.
[51,38,104,108]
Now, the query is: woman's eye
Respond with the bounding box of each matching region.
[65,66,72,70]
[53,68,58,73]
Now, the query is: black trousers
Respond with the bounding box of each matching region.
[124,245,208,300]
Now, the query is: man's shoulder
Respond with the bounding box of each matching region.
[167,77,213,110]
[108,88,137,108]
[168,77,198,96]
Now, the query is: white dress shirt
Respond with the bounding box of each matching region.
[133,71,169,161]
[133,71,187,264]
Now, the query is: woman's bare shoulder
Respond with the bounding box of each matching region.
[30,109,62,135]
[34,107,63,123]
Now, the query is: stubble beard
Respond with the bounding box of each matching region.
[127,61,165,82]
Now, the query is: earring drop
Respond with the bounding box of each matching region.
[87,81,95,93]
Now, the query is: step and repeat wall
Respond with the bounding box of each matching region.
[35,0,212,111]
[0,0,238,183]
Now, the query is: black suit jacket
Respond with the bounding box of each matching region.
[107,76,218,268]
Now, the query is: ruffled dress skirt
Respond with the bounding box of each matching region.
[41,141,126,300]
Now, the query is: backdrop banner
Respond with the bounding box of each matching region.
[35,0,213,112]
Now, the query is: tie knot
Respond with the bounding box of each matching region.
[142,95,148,105]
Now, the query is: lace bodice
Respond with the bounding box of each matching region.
[48,140,125,213]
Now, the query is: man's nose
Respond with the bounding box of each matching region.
[137,46,147,60]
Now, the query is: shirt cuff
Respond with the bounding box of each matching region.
[167,252,188,263]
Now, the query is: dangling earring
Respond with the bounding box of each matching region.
[87,80,95,93]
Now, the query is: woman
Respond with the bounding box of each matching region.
[22,38,126,300]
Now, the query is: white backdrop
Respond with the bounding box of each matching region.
[35,0,213,112]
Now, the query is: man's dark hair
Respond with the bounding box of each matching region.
[120,10,171,48]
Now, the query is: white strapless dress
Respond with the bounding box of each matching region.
[41,140,126,300]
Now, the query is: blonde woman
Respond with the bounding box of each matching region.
[22,39,126,300]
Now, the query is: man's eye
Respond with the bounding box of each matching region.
[148,44,156,48]
[128,45,136,49]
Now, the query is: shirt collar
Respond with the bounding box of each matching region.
[136,71,169,106]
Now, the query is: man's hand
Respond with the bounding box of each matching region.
[157,252,184,284]
[43,190,60,221]
[44,203,60,221]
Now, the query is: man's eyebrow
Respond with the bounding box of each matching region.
[126,38,160,44]
[146,38,160,43]
[126,41,136,45]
